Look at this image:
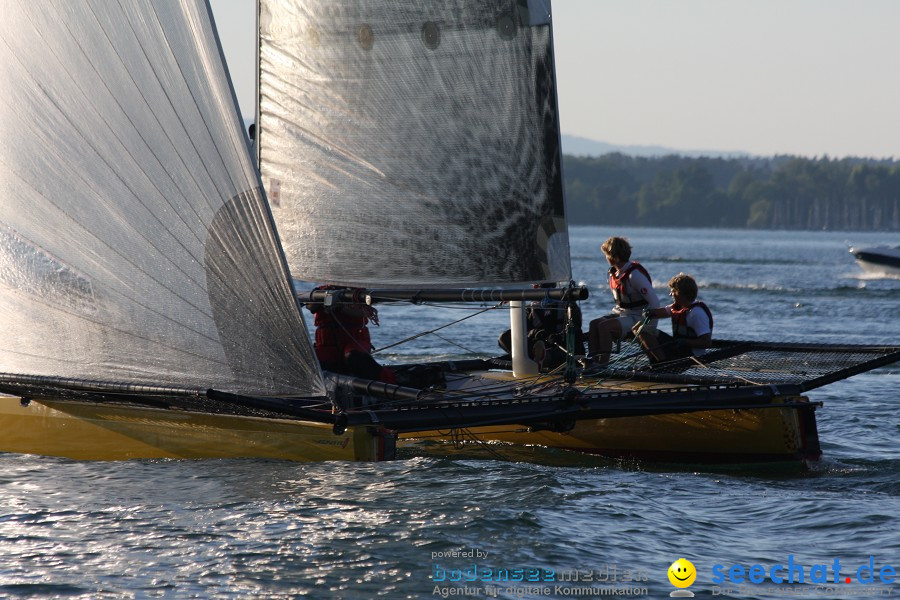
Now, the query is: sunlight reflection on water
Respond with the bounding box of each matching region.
[1,228,898,598]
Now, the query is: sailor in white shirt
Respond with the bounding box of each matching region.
[587,237,660,364]
[634,273,713,364]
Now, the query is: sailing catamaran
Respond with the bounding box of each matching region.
[253,0,900,464]
[0,0,895,465]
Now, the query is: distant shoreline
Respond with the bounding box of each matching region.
[562,153,900,232]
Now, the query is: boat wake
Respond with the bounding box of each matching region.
[850,271,900,281]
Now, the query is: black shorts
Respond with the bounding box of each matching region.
[654,331,693,362]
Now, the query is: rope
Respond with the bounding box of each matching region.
[447,427,512,461]
[430,332,481,356]
[575,313,655,390]
[371,302,503,354]
[593,314,767,385]
[606,313,653,370]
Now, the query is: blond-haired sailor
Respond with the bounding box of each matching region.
[587,237,660,364]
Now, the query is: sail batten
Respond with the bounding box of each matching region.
[0,0,324,397]
[258,0,571,288]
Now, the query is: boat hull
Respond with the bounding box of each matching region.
[851,246,900,278]
[854,259,900,278]
[406,399,820,464]
[396,370,821,465]
[0,396,390,462]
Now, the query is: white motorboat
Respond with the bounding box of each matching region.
[850,245,900,278]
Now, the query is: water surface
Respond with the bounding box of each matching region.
[1,227,897,598]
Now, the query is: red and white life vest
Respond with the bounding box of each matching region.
[670,301,714,339]
[609,261,653,309]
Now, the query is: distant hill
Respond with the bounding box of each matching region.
[561,134,748,159]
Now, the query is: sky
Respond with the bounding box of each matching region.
[210,0,900,159]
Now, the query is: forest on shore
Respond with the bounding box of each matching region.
[562,154,900,231]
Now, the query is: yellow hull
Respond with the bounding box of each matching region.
[401,372,820,464]
[0,396,389,462]
[407,402,818,464]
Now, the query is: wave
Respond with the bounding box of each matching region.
[702,281,794,292]
[648,256,794,266]
[570,253,847,267]
[849,271,900,282]
[700,281,900,297]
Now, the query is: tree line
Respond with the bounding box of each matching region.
[563,154,900,230]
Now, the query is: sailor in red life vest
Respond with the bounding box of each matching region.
[305,286,396,383]
[587,237,660,364]
[634,273,713,364]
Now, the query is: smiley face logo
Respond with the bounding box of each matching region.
[668,558,696,588]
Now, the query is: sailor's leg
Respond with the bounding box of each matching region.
[498,329,512,354]
[637,330,676,364]
[588,316,622,364]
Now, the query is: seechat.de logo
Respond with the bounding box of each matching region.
[668,558,696,597]
[711,555,896,586]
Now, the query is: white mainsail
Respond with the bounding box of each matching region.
[257,0,571,288]
[0,0,324,397]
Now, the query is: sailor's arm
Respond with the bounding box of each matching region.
[642,305,672,320]
[676,333,712,350]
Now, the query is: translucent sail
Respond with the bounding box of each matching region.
[0,0,324,397]
[258,0,570,288]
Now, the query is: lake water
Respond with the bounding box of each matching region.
[1,227,897,599]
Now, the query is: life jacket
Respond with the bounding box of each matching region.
[670,301,714,339]
[307,286,395,384]
[313,310,371,361]
[308,287,373,366]
[609,261,653,309]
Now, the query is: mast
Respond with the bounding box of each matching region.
[509,301,539,376]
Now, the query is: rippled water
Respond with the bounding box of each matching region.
[1,227,898,598]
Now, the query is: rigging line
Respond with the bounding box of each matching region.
[578,341,650,393]
[381,376,562,406]
[405,384,525,406]
[335,374,560,410]
[450,427,511,462]
[683,354,764,386]
[619,314,761,379]
[453,368,574,394]
[371,302,503,354]
[407,302,507,311]
[411,428,526,440]
[599,315,652,372]
[438,381,572,404]
[578,374,619,394]
[335,376,533,410]
[579,349,677,392]
[429,333,480,356]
